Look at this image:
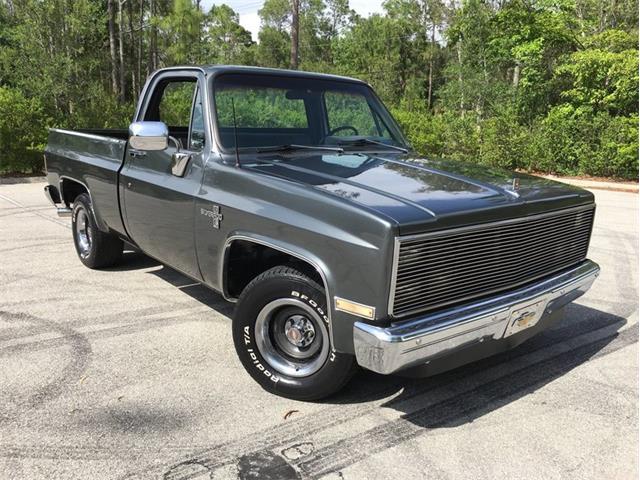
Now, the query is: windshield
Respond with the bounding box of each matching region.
[212,73,408,151]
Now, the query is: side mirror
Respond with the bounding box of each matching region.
[128,121,169,151]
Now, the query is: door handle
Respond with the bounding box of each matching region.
[129,150,146,158]
[171,152,191,177]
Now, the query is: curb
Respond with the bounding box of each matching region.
[539,175,638,194]
[0,176,46,185]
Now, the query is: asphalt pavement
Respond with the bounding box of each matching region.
[0,181,637,480]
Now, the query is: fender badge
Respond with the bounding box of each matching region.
[200,205,223,229]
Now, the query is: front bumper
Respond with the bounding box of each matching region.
[353,260,600,375]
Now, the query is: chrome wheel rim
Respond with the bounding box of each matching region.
[75,208,92,257]
[254,298,329,377]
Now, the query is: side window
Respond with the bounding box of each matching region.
[143,77,205,153]
[156,81,196,127]
[189,87,205,150]
[324,91,390,138]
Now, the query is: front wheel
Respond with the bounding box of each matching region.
[232,266,357,400]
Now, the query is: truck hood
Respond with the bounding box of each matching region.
[247,152,594,234]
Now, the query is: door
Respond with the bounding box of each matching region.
[121,73,207,279]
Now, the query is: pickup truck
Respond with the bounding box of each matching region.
[44,65,600,400]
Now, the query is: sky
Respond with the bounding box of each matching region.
[201,0,385,40]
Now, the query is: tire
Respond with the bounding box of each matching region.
[71,193,123,269]
[233,266,357,400]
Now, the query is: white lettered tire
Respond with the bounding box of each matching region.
[232,266,357,400]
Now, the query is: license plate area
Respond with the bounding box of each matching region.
[504,299,547,337]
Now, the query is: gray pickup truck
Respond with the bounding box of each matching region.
[44,65,600,400]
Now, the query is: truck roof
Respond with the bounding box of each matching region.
[156,65,367,85]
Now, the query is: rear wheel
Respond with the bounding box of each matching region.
[72,193,123,268]
[232,266,357,400]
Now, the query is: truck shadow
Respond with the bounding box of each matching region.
[108,251,632,430]
[111,248,161,271]
[106,249,235,316]
[335,303,631,430]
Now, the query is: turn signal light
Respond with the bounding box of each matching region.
[335,297,375,320]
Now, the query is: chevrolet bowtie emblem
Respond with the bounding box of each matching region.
[514,310,536,327]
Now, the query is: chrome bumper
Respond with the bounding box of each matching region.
[353,260,600,375]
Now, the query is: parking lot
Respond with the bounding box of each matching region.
[0,180,637,480]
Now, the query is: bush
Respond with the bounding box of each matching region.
[392,108,446,156]
[61,84,134,130]
[0,85,133,176]
[531,105,638,178]
[0,87,48,174]
[391,108,480,160]
[477,108,535,170]
[392,105,638,180]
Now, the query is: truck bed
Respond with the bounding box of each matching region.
[44,128,129,235]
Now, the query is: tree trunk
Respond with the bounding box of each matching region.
[427,23,435,110]
[457,40,464,114]
[148,0,157,75]
[137,0,144,98]
[195,0,202,63]
[107,0,119,98]
[127,0,136,99]
[290,0,299,69]
[512,61,521,89]
[118,0,126,102]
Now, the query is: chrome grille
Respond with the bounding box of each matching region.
[390,206,595,317]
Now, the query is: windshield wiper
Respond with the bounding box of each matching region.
[256,144,344,154]
[337,138,409,153]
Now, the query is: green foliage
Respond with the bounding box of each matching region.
[215,87,308,129]
[0,0,637,179]
[530,105,638,178]
[325,91,382,136]
[333,14,407,102]
[393,104,638,179]
[161,0,206,64]
[257,26,291,68]
[159,82,197,126]
[206,5,254,64]
[556,42,638,115]
[0,87,48,174]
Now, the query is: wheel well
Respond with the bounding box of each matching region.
[60,178,88,206]
[224,240,324,299]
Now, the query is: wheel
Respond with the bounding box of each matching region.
[71,193,123,269]
[232,266,357,400]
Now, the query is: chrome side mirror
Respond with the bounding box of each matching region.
[128,121,169,151]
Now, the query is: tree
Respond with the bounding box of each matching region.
[205,4,254,64]
[257,0,291,67]
[0,0,637,179]
[556,37,638,115]
[333,14,407,101]
[0,86,47,173]
[161,0,205,65]
[384,0,446,109]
